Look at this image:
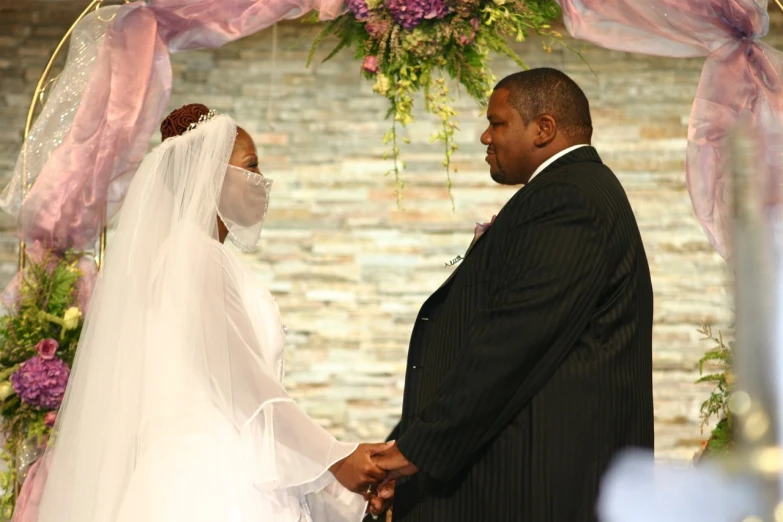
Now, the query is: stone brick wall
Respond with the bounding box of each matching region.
[2,2,781,460]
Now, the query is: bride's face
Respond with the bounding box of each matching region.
[230,128,259,174]
[222,128,269,226]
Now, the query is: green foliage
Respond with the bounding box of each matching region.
[696,322,735,457]
[704,417,732,453]
[0,251,85,518]
[308,0,583,206]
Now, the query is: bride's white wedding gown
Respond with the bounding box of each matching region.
[34,116,366,522]
[115,238,366,522]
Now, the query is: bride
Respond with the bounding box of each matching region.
[33,104,387,522]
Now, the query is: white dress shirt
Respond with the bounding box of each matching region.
[528,144,590,183]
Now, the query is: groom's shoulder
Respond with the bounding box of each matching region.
[505,174,595,213]
[522,160,625,207]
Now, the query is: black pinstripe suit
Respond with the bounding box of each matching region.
[390,147,654,522]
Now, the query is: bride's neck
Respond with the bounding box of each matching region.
[217,218,229,244]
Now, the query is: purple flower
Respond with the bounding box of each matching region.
[386,0,449,30]
[35,339,59,361]
[10,356,69,410]
[347,0,370,20]
[362,55,380,74]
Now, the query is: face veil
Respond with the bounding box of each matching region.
[218,165,273,252]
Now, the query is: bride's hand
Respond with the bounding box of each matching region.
[330,442,393,493]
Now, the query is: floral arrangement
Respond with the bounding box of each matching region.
[695,322,734,460]
[308,0,568,206]
[0,252,85,518]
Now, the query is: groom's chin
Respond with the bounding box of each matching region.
[490,170,506,185]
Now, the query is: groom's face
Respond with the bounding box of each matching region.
[481,88,537,186]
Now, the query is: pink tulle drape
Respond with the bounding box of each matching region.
[11,454,51,522]
[16,0,345,252]
[557,0,783,258]
[9,2,344,520]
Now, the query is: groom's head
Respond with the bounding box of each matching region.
[481,68,593,185]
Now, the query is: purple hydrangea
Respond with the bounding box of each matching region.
[386,0,449,30]
[10,356,69,410]
[347,0,370,20]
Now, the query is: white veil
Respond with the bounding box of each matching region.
[35,116,365,521]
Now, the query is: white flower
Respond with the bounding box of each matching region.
[0,381,14,401]
[62,307,82,331]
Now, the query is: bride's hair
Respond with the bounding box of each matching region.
[160,103,212,140]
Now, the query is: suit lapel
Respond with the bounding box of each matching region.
[420,147,602,311]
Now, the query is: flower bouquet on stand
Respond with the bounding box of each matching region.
[308,0,569,206]
[0,251,87,519]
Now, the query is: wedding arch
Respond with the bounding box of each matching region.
[0,0,780,518]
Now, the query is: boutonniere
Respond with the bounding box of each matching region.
[444,214,497,268]
[472,214,497,243]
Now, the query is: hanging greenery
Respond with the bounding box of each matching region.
[308,0,578,207]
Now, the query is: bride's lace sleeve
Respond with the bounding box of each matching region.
[194,241,365,519]
[199,243,288,430]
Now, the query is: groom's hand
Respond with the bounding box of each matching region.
[367,479,395,518]
[330,442,392,494]
[371,443,419,482]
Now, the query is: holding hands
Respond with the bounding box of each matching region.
[331,441,419,519]
[329,442,391,493]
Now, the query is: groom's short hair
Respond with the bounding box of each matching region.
[495,68,593,143]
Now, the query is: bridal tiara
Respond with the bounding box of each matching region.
[186,109,219,132]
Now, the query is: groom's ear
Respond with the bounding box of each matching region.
[533,115,557,147]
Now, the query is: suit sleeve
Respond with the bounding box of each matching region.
[387,422,401,442]
[395,183,608,481]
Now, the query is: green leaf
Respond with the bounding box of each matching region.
[306,20,340,68]
[321,38,351,63]
[1,396,20,416]
[696,373,726,384]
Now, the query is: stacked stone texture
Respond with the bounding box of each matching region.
[2,2,781,459]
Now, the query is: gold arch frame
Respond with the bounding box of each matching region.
[17,0,130,272]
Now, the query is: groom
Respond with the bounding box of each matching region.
[370,68,654,521]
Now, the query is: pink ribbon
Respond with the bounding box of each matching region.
[19,0,346,252]
[11,453,51,522]
[557,0,783,258]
